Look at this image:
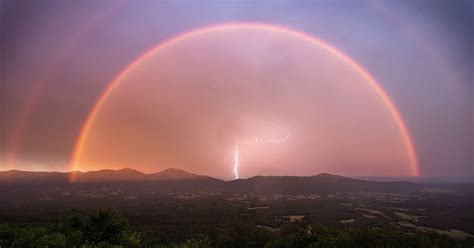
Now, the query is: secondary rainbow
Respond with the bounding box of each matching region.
[71,22,420,176]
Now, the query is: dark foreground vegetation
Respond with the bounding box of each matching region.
[1,170,473,247]
[0,209,472,248]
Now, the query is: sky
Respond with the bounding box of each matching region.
[0,0,472,180]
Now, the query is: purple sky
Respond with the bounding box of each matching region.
[0,0,472,180]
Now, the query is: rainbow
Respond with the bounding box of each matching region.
[4,4,121,170]
[71,22,420,176]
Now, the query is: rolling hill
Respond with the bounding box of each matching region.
[0,168,421,193]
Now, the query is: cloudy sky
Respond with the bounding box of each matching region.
[1,0,472,180]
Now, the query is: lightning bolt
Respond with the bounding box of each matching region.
[233,143,239,179]
[232,121,290,179]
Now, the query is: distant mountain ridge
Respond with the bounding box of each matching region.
[0,168,210,182]
[0,168,422,194]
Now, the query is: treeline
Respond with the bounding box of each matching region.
[0,209,472,248]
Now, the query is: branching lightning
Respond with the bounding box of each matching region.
[232,121,290,179]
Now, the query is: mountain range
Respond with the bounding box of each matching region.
[0,168,421,194]
[0,168,211,181]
